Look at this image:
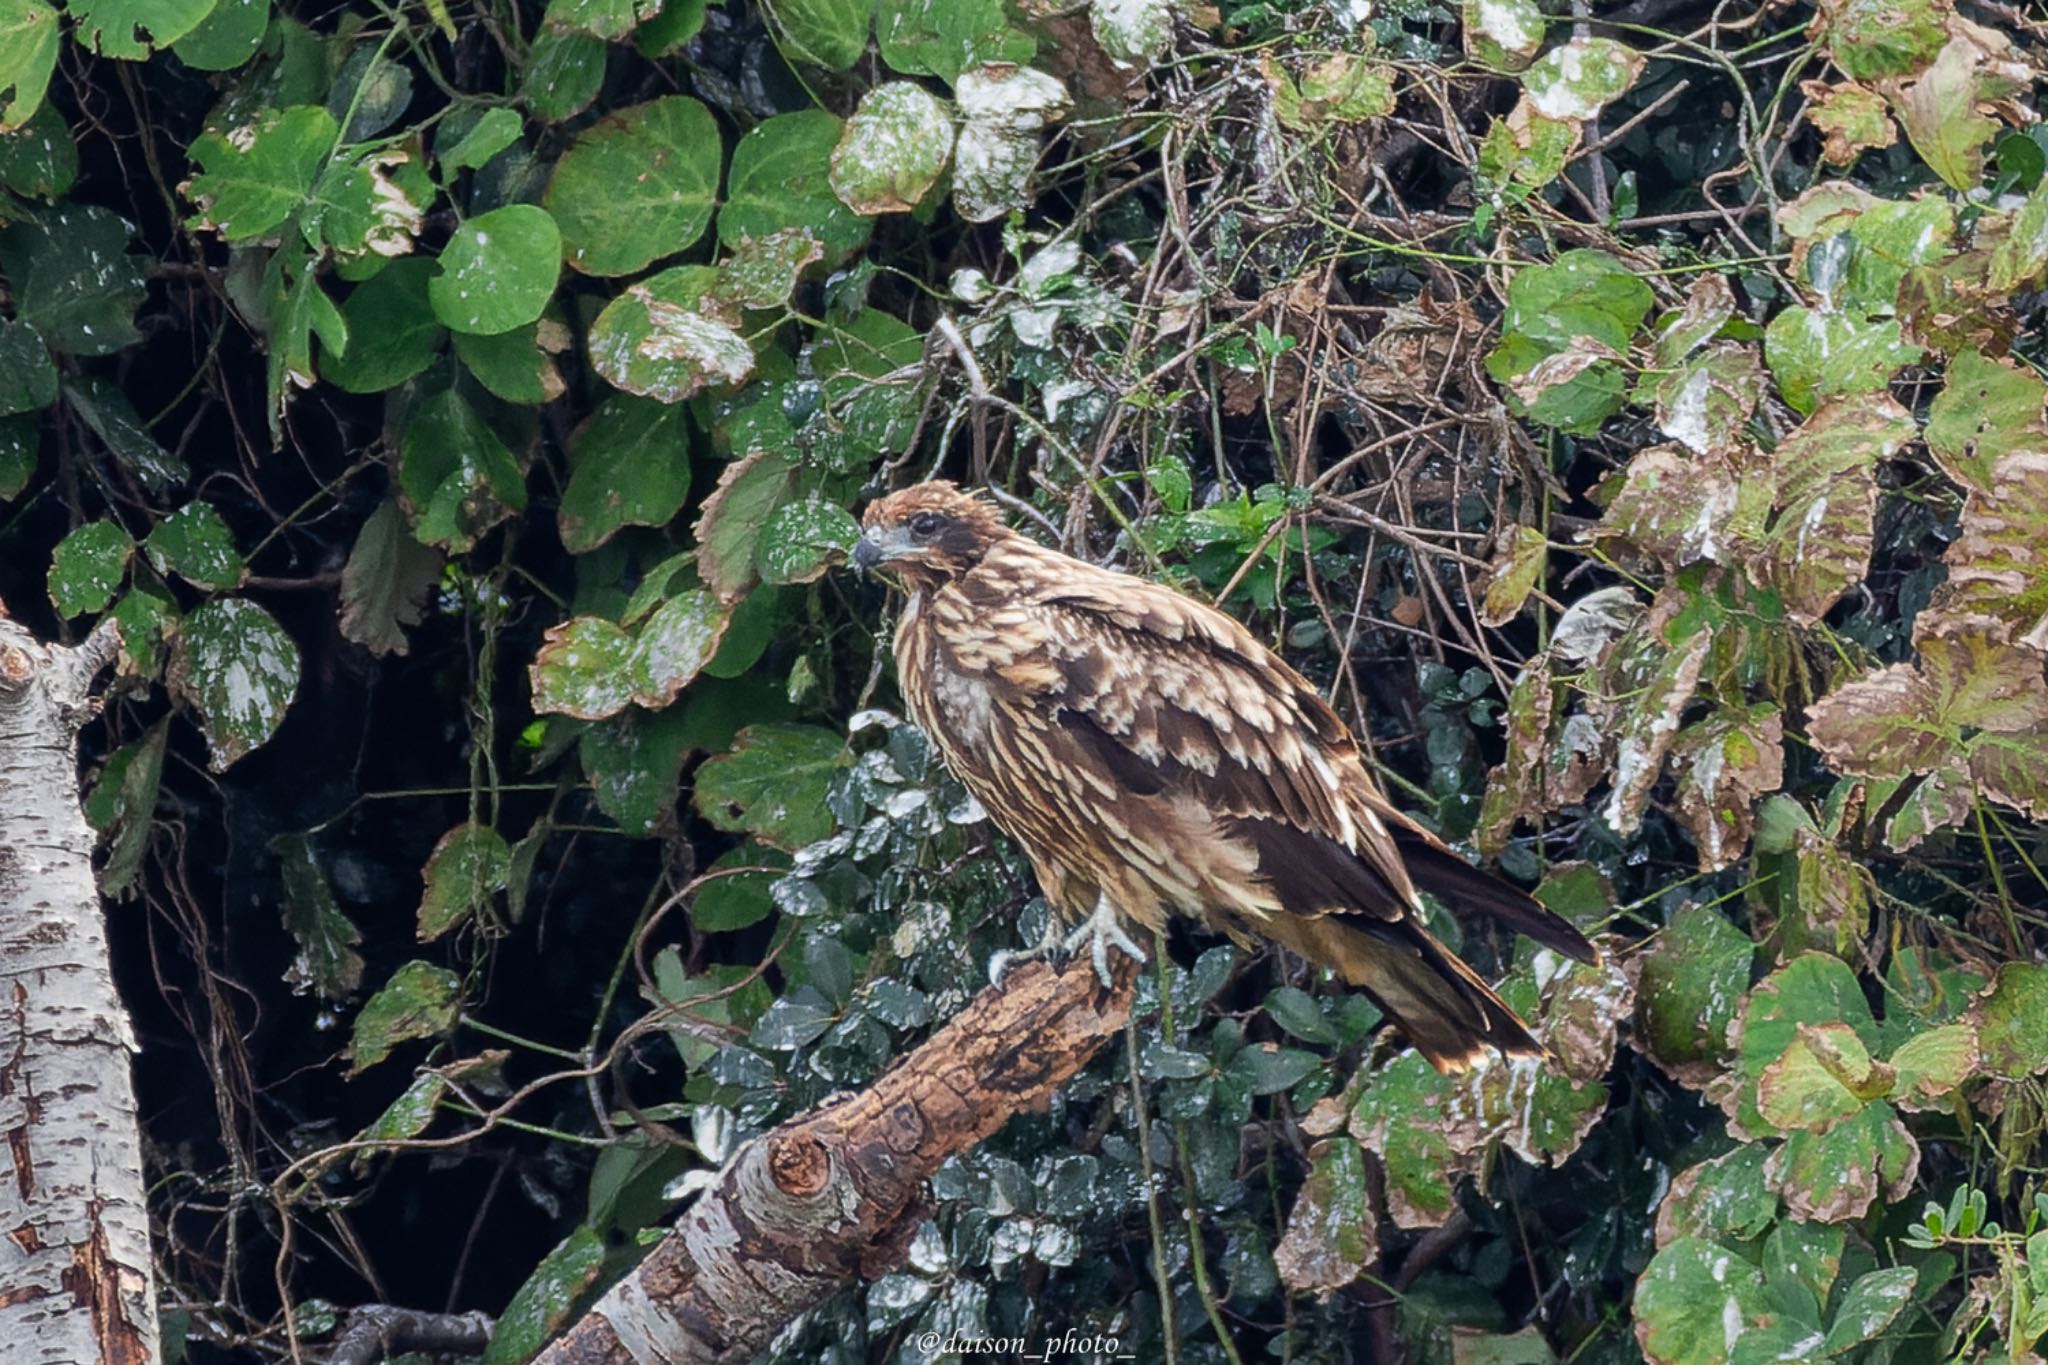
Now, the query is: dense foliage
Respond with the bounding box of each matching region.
[5,0,2048,1359]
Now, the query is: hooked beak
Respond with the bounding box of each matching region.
[851,532,885,576]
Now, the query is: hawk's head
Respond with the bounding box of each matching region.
[853,482,1011,588]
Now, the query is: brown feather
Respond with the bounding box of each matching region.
[863,482,1598,1073]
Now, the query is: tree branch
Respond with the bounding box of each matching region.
[535,956,1137,1365]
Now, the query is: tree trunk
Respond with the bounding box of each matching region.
[535,956,1137,1365]
[0,614,160,1365]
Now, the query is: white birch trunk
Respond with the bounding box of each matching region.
[0,615,159,1365]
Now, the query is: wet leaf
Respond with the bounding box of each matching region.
[144,500,245,591]
[1800,79,1897,166]
[559,395,692,553]
[1274,1137,1374,1295]
[1462,0,1544,71]
[1924,349,2047,495]
[418,821,511,940]
[1969,963,2048,1081]
[1521,37,1644,121]
[693,722,850,849]
[48,518,133,617]
[530,616,636,721]
[1813,0,1945,81]
[1479,524,1547,626]
[589,266,754,403]
[1883,36,1999,192]
[1823,1266,1917,1353]
[953,64,1070,223]
[627,589,732,707]
[428,203,561,335]
[1653,344,1764,456]
[831,82,953,215]
[168,598,302,770]
[272,831,365,1000]
[86,718,167,901]
[774,0,873,69]
[694,449,798,602]
[1757,1021,1880,1133]
[1808,632,2048,781]
[398,388,528,552]
[758,495,859,585]
[1766,1099,1918,1222]
[545,97,721,276]
[1653,1146,1776,1247]
[1634,1236,1773,1365]
[1919,449,2048,650]
[1670,705,1784,871]
[721,111,872,260]
[340,497,442,657]
[1091,0,1170,67]
[479,1226,607,1365]
[712,229,824,311]
[322,256,445,393]
[581,706,693,836]
[0,204,149,356]
[0,0,59,130]
[1602,629,1709,836]
[876,0,1030,79]
[347,959,462,1074]
[1763,306,1921,415]
[1888,1022,1977,1108]
[185,104,337,241]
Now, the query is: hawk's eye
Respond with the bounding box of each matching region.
[909,512,943,539]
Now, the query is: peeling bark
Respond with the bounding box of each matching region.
[0,613,159,1365]
[535,957,1136,1365]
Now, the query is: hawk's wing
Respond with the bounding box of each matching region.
[999,551,1596,963]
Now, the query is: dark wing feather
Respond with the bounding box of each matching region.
[1389,823,1600,963]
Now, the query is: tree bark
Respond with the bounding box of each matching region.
[535,956,1137,1365]
[0,613,160,1365]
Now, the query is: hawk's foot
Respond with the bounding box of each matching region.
[1063,899,1147,989]
[987,913,1065,986]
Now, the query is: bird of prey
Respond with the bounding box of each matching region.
[852,481,1599,1072]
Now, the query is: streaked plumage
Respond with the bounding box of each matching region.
[853,482,1599,1072]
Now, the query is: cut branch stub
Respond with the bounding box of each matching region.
[535,956,1136,1365]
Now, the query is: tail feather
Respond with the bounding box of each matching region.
[1391,826,1601,964]
[1256,911,1544,1074]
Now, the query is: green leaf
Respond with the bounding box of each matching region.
[1821,1266,1917,1354]
[1090,0,1170,67]
[1920,449,2048,654]
[1889,1022,1977,1109]
[347,960,462,1074]
[1808,633,2048,781]
[952,64,1070,223]
[354,1072,448,1150]
[875,0,1030,79]
[548,0,648,40]
[712,229,823,313]
[1814,0,1945,80]
[186,105,338,241]
[0,414,33,500]
[106,583,175,679]
[0,0,59,130]
[1886,37,1999,192]
[438,106,524,173]
[771,0,872,69]
[1970,963,2048,1081]
[757,495,858,585]
[581,706,694,836]
[721,111,872,261]
[455,323,565,404]
[398,388,528,553]
[428,204,561,335]
[627,589,732,708]
[479,1226,608,1365]
[339,497,443,657]
[48,518,134,617]
[560,395,693,553]
[169,598,302,770]
[0,205,149,356]
[589,266,755,403]
[830,82,954,215]
[62,373,185,489]
[321,257,446,393]
[1925,349,2048,495]
[1762,306,1921,415]
[1655,1146,1777,1245]
[1273,1137,1373,1294]
[693,449,798,602]
[1487,249,1653,433]
[0,101,76,198]
[85,718,167,901]
[171,0,268,70]
[1461,0,1544,71]
[530,617,637,721]
[691,845,792,931]
[1350,1053,1458,1227]
[1766,1100,1918,1223]
[692,723,850,848]
[1520,37,1644,121]
[1227,1043,1321,1096]
[0,319,56,416]
[1264,985,1341,1045]
[1634,1237,1773,1365]
[1756,1021,1876,1133]
[522,21,606,123]
[417,821,512,940]
[1633,905,1753,1085]
[144,501,245,591]
[1992,177,2048,292]
[68,0,216,58]
[1730,952,1882,1138]
[271,832,366,1000]
[546,97,721,276]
